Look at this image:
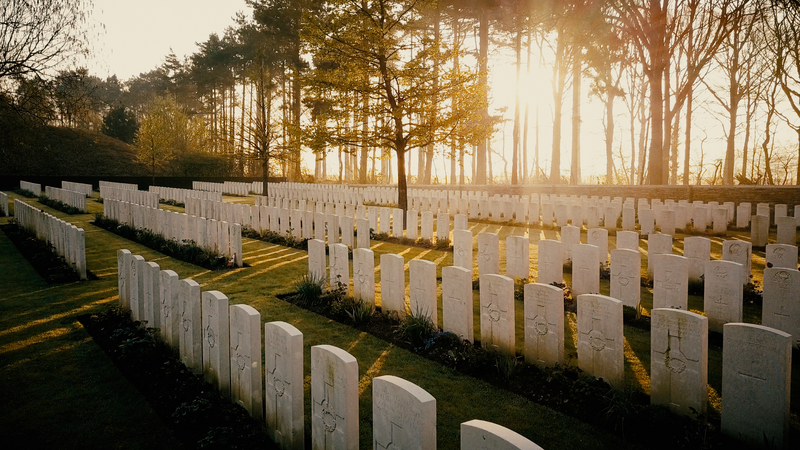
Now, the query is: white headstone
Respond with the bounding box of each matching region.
[505,235,530,280]
[479,274,515,356]
[202,290,231,397]
[536,239,563,285]
[721,323,791,449]
[118,249,131,311]
[751,214,769,247]
[577,294,624,389]
[683,236,711,283]
[179,279,203,374]
[652,254,689,310]
[159,270,180,351]
[229,304,263,419]
[329,243,350,293]
[560,225,581,262]
[703,260,743,333]
[477,232,500,276]
[650,308,708,416]
[311,345,359,450]
[523,283,564,367]
[610,249,641,309]
[308,239,326,282]
[722,239,752,285]
[372,376,436,450]
[353,248,375,304]
[380,253,405,317]
[409,259,438,326]
[615,230,639,251]
[587,228,609,265]
[765,243,798,270]
[571,244,600,297]
[264,321,304,450]
[776,216,796,245]
[442,266,474,343]
[453,229,473,274]
[460,420,544,450]
[762,268,800,349]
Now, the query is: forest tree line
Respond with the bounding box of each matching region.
[5,0,800,200]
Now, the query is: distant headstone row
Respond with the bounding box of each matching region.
[148,185,222,204]
[117,250,543,450]
[61,181,93,197]
[44,186,87,212]
[98,180,137,198]
[103,199,243,267]
[14,199,86,279]
[20,180,41,196]
[0,192,8,216]
[100,186,160,209]
[192,181,258,197]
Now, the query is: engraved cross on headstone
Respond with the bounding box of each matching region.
[375,421,403,450]
[313,380,345,448]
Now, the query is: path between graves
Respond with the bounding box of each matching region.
[0,196,637,450]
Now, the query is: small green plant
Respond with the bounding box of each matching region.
[433,237,452,250]
[344,298,375,326]
[13,188,37,198]
[743,280,763,306]
[494,352,519,381]
[601,387,642,434]
[160,199,185,207]
[396,306,437,348]
[37,195,84,214]
[293,274,325,307]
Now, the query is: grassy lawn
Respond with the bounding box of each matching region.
[2,191,797,448]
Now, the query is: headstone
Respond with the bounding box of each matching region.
[647,233,673,279]
[523,283,564,367]
[751,214,769,247]
[722,239,752,285]
[712,207,728,236]
[229,304,263,419]
[703,260,743,333]
[577,294,624,389]
[117,249,131,311]
[571,244,600,297]
[610,249,641,309]
[683,236,711,283]
[693,204,708,231]
[380,208,391,234]
[505,235,530,280]
[372,376,436,450]
[736,203,751,228]
[421,211,434,240]
[536,239,563,285]
[477,232,500,276]
[314,212,326,241]
[406,210,419,240]
[479,274,515,356]
[460,420,544,450]
[308,239,326,282]
[765,243,798,270]
[179,279,203,374]
[622,207,635,231]
[311,345,358,450]
[762,268,800,349]
[560,225,581,262]
[353,248,375,304]
[776,216,796,245]
[391,208,403,238]
[650,308,708,417]
[329,243,350,293]
[159,270,180,351]
[356,218,370,249]
[409,259,438,325]
[264,321,304,450]
[639,208,655,235]
[202,290,231,397]
[340,216,354,248]
[454,213,468,230]
[615,230,639,251]
[721,324,791,449]
[652,254,689,310]
[453,229,473,274]
[436,212,450,241]
[657,209,676,236]
[380,253,406,317]
[587,228,609,265]
[441,266,474,343]
[130,255,145,321]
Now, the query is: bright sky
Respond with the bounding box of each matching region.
[90,0,248,80]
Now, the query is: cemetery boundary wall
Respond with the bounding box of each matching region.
[1,176,286,192]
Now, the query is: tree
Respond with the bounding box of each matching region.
[102,106,139,144]
[305,0,491,216]
[0,0,94,121]
[133,95,209,182]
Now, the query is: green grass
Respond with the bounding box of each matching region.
[2,192,798,448]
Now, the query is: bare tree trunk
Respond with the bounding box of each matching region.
[550,33,567,182]
[571,48,582,185]
[512,27,521,185]
[476,10,488,184]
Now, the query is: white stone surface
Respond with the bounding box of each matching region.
[577,294,624,389]
[536,239,563,285]
[646,233,673,279]
[763,268,800,349]
[409,259,438,326]
[265,321,304,450]
[453,229,473,274]
[721,323,791,449]
[442,266,474,343]
[505,235,530,280]
[380,253,406,316]
[703,260,743,333]
[765,244,798,270]
[202,290,231,397]
[311,345,359,450]
[523,283,564,367]
[460,420,543,450]
[615,230,639,251]
[179,279,203,374]
[571,244,600,297]
[587,228,609,265]
[722,239,752,285]
[610,249,641,309]
[560,225,581,262]
[477,232,500,276]
[353,248,375,304]
[118,249,131,311]
[372,376,436,450]
[229,304,263,419]
[776,216,797,245]
[159,270,180,351]
[308,239,326,282]
[751,214,769,247]
[329,243,350,293]
[650,308,708,416]
[652,254,689,310]
[479,274,515,356]
[683,236,711,283]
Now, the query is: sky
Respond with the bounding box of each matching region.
[89,0,248,80]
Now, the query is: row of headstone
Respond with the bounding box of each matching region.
[192,181,255,196]
[20,180,41,196]
[61,181,93,197]
[0,191,9,216]
[100,186,160,209]
[311,239,793,448]
[14,199,86,279]
[148,185,223,204]
[44,186,87,212]
[118,249,544,450]
[104,199,243,267]
[262,182,367,206]
[99,180,137,198]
